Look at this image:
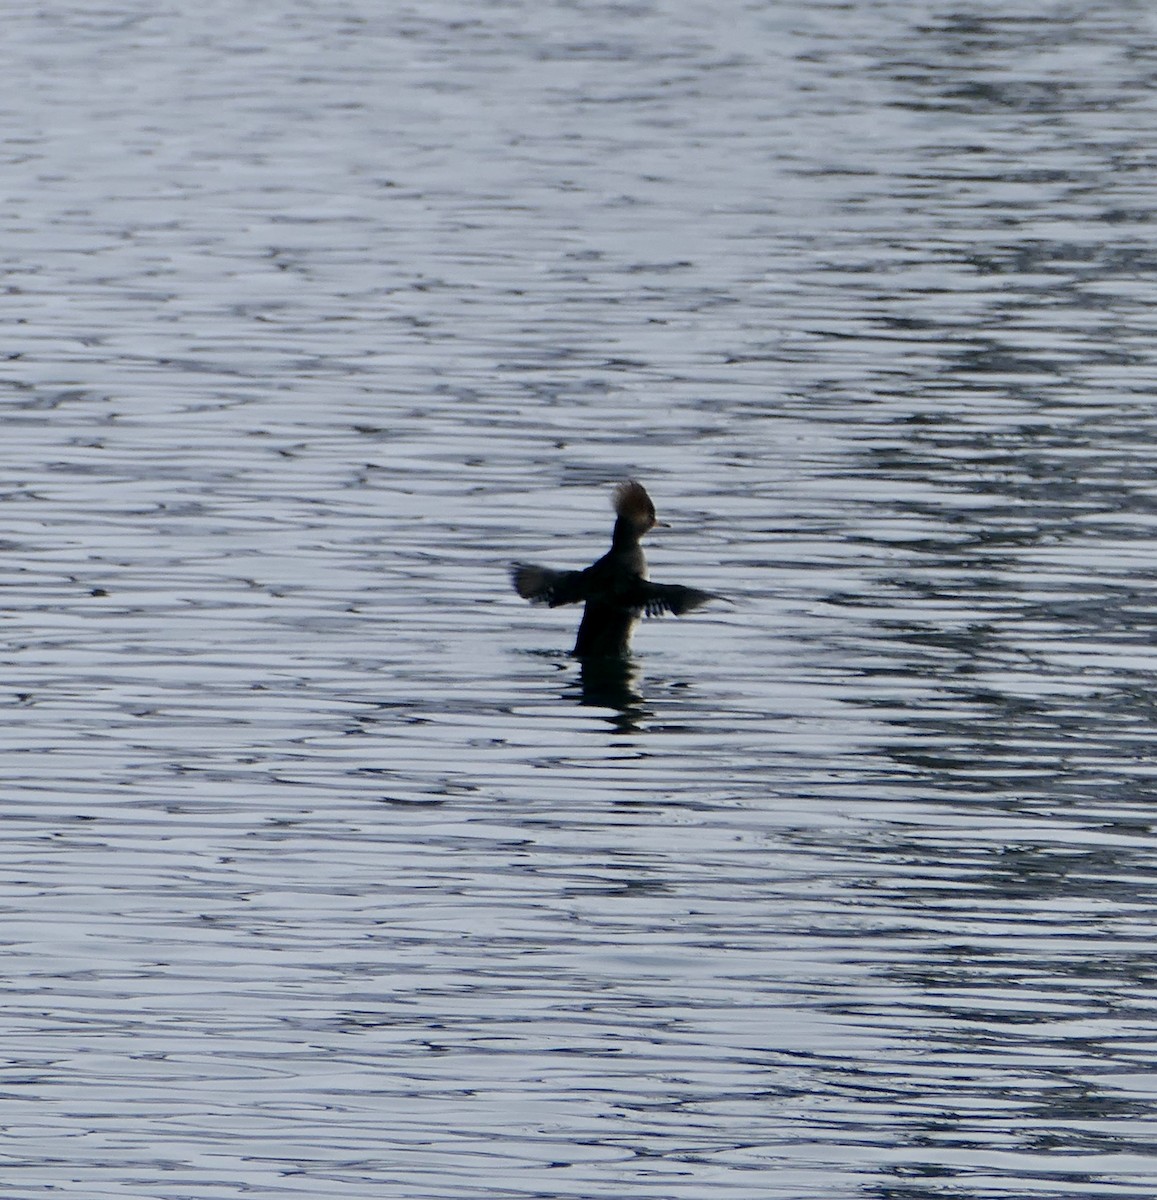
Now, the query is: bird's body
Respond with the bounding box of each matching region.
[511,480,724,658]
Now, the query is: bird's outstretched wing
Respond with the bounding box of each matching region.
[513,563,729,616]
[637,582,727,617]
[511,563,591,607]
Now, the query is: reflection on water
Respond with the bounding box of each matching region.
[573,655,646,730]
[4,1,1157,1198]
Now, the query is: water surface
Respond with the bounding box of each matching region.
[5,2,1157,1198]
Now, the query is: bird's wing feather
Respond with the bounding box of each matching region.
[511,563,591,607]
[636,582,726,617]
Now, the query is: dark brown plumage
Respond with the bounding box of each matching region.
[511,480,725,657]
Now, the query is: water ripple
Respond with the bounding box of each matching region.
[4,1,1157,1198]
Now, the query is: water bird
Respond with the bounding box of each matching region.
[511,480,726,657]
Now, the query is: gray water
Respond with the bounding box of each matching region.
[5,1,1157,1197]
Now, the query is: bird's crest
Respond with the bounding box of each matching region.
[612,480,656,529]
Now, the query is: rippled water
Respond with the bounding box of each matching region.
[6,1,1157,1197]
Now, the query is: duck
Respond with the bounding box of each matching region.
[511,480,726,657]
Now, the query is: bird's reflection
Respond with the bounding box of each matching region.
[568,654,648,733]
